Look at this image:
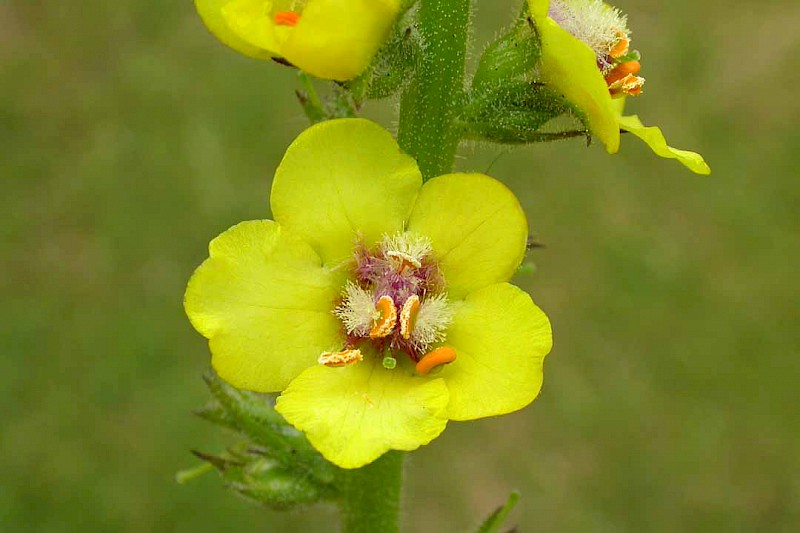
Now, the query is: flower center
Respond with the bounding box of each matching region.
[549,0,645,96]
[325,232,457,374]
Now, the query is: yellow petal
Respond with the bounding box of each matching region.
[441,283,552,421]
[220,0,284,54]
[276,356,449,468]
[284,0,401,81]
[528,0,620,152]
[618,115,711,175]
[407,173,528,299]
[194,0,276,60]
[184,220,345,392]
[271,119,422,267]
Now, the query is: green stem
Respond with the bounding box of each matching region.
[340,451,405,533]
[398,0,471,179]
[337,2,471,531]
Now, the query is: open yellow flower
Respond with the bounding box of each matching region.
[195,0,400,80]
[184,119,552,468]
[528,0,710,175]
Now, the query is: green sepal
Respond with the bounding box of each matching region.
[191,449,333,510]
[476,490,521,533]
[472,17,540,95]
[200,372,336,485]
[346,12,420,102]
[194,401,238,430]
[459,82,584,144]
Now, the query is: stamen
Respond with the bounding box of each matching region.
[274,11,300,27]
[386,250,422,271]
[399,295,420,340]
[610,30,630,59]
[415,346,457,375]
[381,232,432,269]
[609,73,645,96]
[318,349,363,367]
[369,295,397,338]
[334,282,378,337]
[410,293,453,351]
[621,75,645,95]
[604,60,641,85]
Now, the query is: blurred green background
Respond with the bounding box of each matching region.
[2,0,798,530]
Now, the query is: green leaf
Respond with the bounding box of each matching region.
[459,82,581,144]
[476,491,520,533]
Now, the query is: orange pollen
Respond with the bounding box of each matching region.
[399,295,421,340]
[386,251,422,273]
[605,60,641,86]
[610,31,630,59]
[369,295,397,338]
[318,349,363,367]
[609,74,645,97]
[274,11,300,27]
[415,346,457,376]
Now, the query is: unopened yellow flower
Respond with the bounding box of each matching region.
[528,0,710,175]
[184,119,552,468]
[195,0,400,80]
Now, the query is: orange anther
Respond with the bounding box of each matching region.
[318,349,363,367]
[415,346,457,376]
[609,73,645,96]
[605,60,641,86]
[610,31,629,59]
[622,75,645,96]
[399,295,421,340]
[386,250,422,273]
[274,11,300,27]
[369,295,397,338]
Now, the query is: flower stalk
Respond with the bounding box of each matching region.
[398,0,471,179]
[339,451,405,533]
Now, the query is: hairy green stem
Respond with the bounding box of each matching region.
[338,1,471,530]
[340,451,405,533]
[398,0,471,179]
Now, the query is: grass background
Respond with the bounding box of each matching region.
[2,0,798,530]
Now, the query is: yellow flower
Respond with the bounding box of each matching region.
[184,119,552,468]
[195,0,400,80]
[528,0,710,175]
